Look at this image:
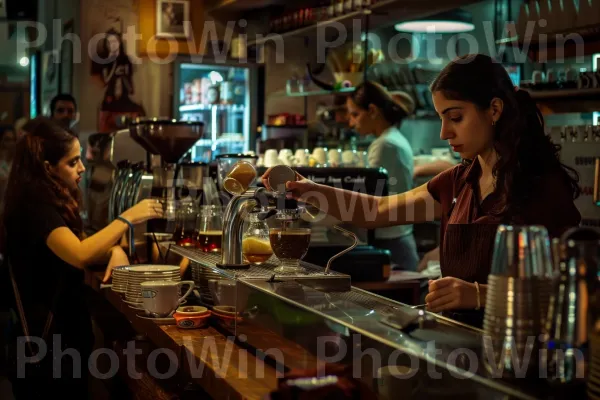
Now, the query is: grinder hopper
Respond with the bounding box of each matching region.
[129,119,204,164]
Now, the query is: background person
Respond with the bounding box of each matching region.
[346,81,419,271]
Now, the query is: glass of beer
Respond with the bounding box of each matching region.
[269,228,311,274]
[222,160,257,195]
[196,205,223,252]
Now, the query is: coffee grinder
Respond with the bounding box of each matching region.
[129,119,206,233]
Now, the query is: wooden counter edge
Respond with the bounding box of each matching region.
[87,271,280,400]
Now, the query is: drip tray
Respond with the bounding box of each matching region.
[169,245,351,291]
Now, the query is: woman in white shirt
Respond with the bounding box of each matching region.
[346,81,418,271]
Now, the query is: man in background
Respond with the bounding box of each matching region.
[50,93,79,130]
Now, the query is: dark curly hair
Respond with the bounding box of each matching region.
[430,54,580,218]
[1,117,82,239]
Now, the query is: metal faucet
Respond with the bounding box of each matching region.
[218,187,297,268]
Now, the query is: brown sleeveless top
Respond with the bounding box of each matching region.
[427,158,581,284]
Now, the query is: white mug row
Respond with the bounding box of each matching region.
[257,148,370,168]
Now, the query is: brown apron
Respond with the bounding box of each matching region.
[438,178,501,328]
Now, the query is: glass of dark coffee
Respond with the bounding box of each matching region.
[196,205,223,252]
[269,228,311,274]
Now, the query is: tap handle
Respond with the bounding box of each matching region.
[257,209,277,221]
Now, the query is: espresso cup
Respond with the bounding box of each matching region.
[222,160,257,195]
[264,149,281,168]
[140,280,195,318]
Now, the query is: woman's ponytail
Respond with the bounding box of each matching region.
[351,81,413,126]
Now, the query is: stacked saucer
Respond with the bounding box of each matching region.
[124,265,181,305]
[111,266,130,293]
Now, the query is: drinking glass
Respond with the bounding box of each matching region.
[173,200,198,247]
[222,160,257,195]
[196,205,223,252]
[269,227,311,274]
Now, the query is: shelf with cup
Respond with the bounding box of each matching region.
[179,104,245,113]
[524,87,600,114]
[495,23,600,62]
[273,86,356,98]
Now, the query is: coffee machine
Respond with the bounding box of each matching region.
[126,119,206,233]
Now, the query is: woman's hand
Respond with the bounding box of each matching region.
[120,198,164,225]
[425,277,480,313]
[261,168,317,202]
[102,246,130,283]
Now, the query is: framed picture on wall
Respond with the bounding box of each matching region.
[41,49,60,117]
[156,0,191,39]
[60,20,74,94]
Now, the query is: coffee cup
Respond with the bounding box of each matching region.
[140,280,195,318]
[222,160,257,195]
[312,147,327,165]
[264,149,281,168]
[341,150,357,166]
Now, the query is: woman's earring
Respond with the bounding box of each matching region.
[492,120,496,127]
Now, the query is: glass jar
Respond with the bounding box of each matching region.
[173,200,198,247]
[242,213,273,265]
[196,205,223,252]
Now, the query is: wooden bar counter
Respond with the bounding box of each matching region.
[86,271,280,400]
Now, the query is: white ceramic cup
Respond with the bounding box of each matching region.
[278,148,293,164]
[294,149,309,166]
[140,280,195,317]
[264,149,281,167]
[312,147,327,165]
[328,149,341,166]
[341,150,356,165]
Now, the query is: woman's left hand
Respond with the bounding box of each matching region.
[103,246,130,283]
[425,277,478,313]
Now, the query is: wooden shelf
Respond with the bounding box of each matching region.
[247,0,480,46]
[525,88,600,114]
[206,0,285,14]
[495,23,600,62]
[526,88,600,100]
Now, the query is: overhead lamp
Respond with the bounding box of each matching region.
[19,56,30,67]
[394,9,475,33]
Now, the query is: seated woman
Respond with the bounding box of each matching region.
[1,117,163,398]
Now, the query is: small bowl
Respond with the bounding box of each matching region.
[176,305,209,316]
[213,305,237,317]
[174,308,211,329]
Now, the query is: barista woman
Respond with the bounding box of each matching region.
[346,81,419,271]
[1,117,163,398]
[263,54,581,324]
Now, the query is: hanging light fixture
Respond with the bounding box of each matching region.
[394,9,475,33]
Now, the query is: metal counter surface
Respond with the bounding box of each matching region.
[170,244,553,400]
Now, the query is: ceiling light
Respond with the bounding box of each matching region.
[395,9,475,33]
[19,56,30,67]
